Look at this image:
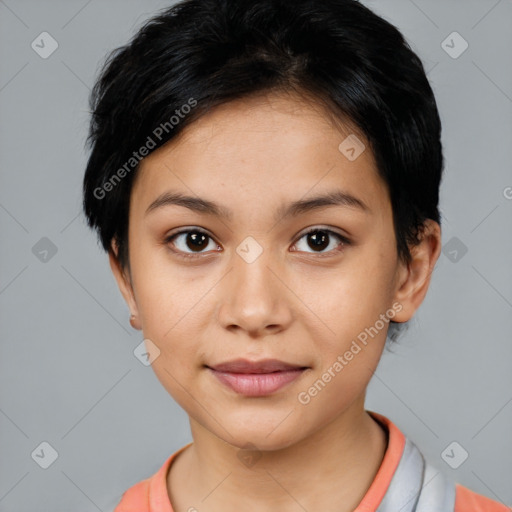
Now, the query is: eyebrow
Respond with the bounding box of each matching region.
[145,189,371,221]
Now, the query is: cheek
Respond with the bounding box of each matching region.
[292,342,383,439]
[130,242,203,333]
[296,253,394,378]
[129,257,209,391]
[301,259,393,334]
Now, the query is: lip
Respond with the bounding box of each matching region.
[206,358,309,397]
[208,358,307,373]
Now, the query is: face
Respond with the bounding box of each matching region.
[110,92,430,450]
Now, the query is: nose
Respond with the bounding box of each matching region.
[216,245,293,337]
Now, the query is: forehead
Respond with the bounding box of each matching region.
[132,92,389,220]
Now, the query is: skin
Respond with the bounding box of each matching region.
[109,91,442,512]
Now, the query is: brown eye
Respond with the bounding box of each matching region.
[166,229,219,259]
[293,228,350,255]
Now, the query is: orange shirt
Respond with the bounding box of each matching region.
[114,412,510,512]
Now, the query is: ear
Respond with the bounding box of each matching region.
[108,240,142,330]
[391,219,442,323]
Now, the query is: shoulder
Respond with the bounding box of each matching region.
[113,478,150,512]
[455,483,511,512]
[112,443,192,512]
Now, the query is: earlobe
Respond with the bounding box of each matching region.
[392,220,442,323]
[108,240,142,330]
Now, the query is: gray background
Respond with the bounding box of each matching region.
[1,0,511,510]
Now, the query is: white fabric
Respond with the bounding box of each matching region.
[376,437,456,512]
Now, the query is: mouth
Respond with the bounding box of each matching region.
[205,358,310,396]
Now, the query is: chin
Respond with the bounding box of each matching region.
[219,419,305,452]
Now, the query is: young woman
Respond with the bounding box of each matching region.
[82,1,510,510]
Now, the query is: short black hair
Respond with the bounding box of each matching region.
[83,0,444,343]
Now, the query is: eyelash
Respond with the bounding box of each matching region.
[164,227,351,261]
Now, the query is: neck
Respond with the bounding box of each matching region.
[168,399,388,512]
